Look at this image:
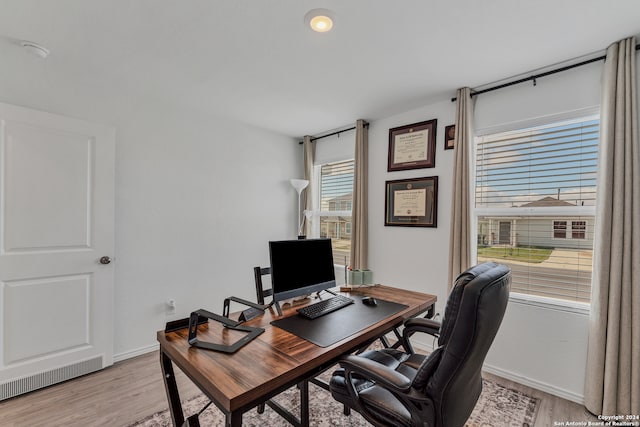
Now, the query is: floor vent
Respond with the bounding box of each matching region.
[0,356,103,401]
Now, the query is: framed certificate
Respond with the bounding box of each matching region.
[387,119,437,171]
[385,176,438,227]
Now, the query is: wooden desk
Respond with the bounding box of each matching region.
[157,285,436,427]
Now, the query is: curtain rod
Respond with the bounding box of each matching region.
[298,121,369,144]
[451,44,640,102]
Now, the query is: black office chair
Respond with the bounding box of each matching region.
[329,262,511,427]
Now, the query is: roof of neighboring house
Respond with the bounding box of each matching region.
[321,216,350,223]
[520,196,576,207]
[325,193,353,203]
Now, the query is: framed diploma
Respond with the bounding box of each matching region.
[387,119,437,171]
[385,176,438,227]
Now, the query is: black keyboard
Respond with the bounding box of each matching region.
[297,295,354,320]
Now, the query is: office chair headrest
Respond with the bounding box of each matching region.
[438,262,509,347]
[412,262,510,392]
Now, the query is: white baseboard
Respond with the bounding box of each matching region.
[113,343,159,363]
[481,364,585,405]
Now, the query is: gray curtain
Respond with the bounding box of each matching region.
[585,37,639,416]
[302,135,315,236]
[448,87,474,289]
[350,119,368,270]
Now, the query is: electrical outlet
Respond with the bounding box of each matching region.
[166,299,176,315]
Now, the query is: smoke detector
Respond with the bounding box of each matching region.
[20,41,50,58]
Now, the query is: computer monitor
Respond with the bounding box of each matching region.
[269,238,336,304]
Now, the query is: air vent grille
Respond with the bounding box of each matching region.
[0,356,103,400]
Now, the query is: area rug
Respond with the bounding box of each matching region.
[129,376,539,427]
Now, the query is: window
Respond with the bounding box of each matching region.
[572,221,586,239]
[475,116,598,304]
[553,221,567,239]
[316,159,354,266]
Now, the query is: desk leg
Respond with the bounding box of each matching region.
[160,350,185,427]
[299,381,309,427]
[226,412,242,427]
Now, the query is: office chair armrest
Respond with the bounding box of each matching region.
[339,355,412,392]
[402,318,441,354]
[403,318,441,337]
[339,354,433,425]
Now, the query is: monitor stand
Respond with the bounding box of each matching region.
[274,301,284,317]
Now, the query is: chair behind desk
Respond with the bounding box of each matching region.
[254,266,272,305]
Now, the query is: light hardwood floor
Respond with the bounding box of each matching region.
[0,350,599,427]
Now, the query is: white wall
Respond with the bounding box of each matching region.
[113,106,300,356]
[368,98,455,315]
[367,59,618,403]
[0,63,300,358]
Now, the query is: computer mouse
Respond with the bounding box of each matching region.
[362,296,377,306]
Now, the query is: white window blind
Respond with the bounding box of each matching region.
[475,116,598,304]
[317,160,354,266]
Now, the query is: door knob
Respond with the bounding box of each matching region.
[99,256,112,265]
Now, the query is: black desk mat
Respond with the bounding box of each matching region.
[271,297,408,347]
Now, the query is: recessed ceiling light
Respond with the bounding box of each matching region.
[304,9,335,33]
[20,40,50,58]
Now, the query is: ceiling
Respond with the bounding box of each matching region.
[1,0,639,137]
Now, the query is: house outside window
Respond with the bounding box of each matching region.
[552,220,586,240]
[475,116,598,305]
[314,159,354,266]
[553,221,567,239]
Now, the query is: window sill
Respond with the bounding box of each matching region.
[508,292,590,315]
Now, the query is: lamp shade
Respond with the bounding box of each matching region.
[290,179,309,194]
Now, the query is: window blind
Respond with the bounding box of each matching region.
[320,160,354,210]
[318,160,354,266]
[474,117,598,304]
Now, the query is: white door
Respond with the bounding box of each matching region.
[0,102,115,399]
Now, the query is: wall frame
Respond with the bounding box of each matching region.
[385,176,438,227]
[444,124,455,150]
[387,119,437,171]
